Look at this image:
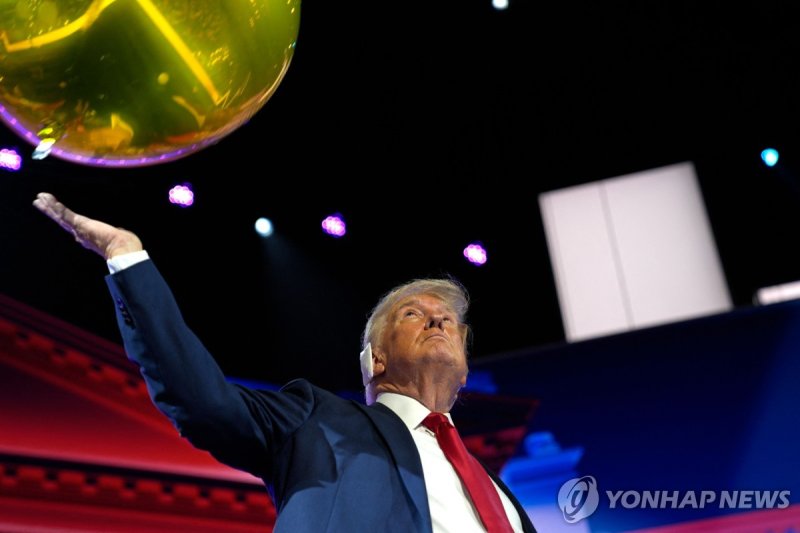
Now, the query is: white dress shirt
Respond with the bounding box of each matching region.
[377,392,523,533]
[107,250,150,273]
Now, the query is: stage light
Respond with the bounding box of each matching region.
[168,183,194,207]
[322,214,346,238]
[255,217,274,237]
[0,148,21,171]
[463,243,488,266]
[492,0,509,9]
[761,148,779,167]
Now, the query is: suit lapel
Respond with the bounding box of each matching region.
[356,402,433,533]
[485,466,538,533]
[357,402,537,533]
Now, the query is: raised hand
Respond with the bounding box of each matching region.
[33,192,143,260]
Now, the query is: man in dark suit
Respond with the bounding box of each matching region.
[34,192,537,533]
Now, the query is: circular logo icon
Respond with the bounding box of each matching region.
[558,475,599,523]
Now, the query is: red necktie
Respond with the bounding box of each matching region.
[422,412,515,533]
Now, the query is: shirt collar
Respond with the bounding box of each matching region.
[376,392,455,431]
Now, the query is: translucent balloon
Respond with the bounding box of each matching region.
[0,0,300,166]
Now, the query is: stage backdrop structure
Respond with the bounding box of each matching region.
[539,161,732,342]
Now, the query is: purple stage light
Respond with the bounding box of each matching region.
[322,214,346,237]
[463,243,488,266]
[0,148,22,171]
[168,183,194,207]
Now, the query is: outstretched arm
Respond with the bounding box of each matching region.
[32,192,143,260]
[32,192,313,479]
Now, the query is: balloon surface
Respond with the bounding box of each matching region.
[0,0,300,166]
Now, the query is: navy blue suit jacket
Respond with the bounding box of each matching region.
[107,260,536,532]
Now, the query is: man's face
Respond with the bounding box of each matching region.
[378,293,468,387]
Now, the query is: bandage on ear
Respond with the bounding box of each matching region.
[359,343,373,386]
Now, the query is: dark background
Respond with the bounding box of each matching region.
[3,0,800,394]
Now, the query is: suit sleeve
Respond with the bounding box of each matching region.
[105,259,313,479]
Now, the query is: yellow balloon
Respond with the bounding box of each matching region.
[0,0,300,166]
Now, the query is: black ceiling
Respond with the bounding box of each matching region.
[3,0,800,393]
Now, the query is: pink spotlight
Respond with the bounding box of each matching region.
[463,243,487,266]
[168,183,194,207]
[322,214,346,237]
[0,148,22,171]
